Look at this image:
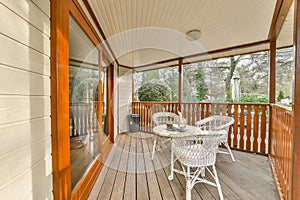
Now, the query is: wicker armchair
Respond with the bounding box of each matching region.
[196,115,235,161]
[151,112,179,159]
[172,133,225,200]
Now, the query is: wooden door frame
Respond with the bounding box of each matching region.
[51,0,114,199]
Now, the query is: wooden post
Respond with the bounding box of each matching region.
[269,39,276,104]
[269,39,276,156]
[107,64,114,143]
[178,59,183,104]
[50,0,71,199]
[292,0,300,198]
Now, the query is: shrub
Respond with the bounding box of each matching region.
[277,90,285,102]
[240,93,269,103]
[138,80,172,101]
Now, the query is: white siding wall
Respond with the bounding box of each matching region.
[0,0,52,199]
[118,67,133,133]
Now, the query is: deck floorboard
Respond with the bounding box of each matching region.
[89,132,279,200]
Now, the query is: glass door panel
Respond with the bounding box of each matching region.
[69,15,101,190]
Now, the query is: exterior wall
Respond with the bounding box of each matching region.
[118,67,133,133]
[0,0,52,199]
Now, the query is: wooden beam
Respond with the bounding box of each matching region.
[292,1,300,199]
[50,0,72,199]
[268,0,294,39]
[133,40,269,69]
[178,59,183,103]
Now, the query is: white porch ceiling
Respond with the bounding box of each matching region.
[82,0,293,71]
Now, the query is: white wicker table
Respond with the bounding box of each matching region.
[153,124,208,180]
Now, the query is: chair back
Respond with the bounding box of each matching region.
[196,115,234,140]
[152,112,179,126]
[173,133,222,167]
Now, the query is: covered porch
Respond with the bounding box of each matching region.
[88,133,278,200]
[49,0,300,199]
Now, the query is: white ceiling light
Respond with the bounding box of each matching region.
[186,29,201,41]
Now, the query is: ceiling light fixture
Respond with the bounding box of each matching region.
[186,29,201,41]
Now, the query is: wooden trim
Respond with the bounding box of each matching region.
[178,59,183,103]
[51,0,113,199]
[73,0,114,66]
[268,155,285,199]
[102,136,114,162]
[98,48,104,161]
[107,64,115,143]
[70,1,98,45]
[293,0,300,199]
[70,2,105,199]
[71,157,103,200]
[82,0,119,66]
[268,0,284,39]
[119,64,133,69]
[268,0,294,39]
[50,0,72,199]
[133,40,270,69]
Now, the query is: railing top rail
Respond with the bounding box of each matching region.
[270,103,292,114]
[133,101,270,106]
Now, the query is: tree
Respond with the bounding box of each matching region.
[138,79,172,101]
[225,56,240,102]
[183,63,208,101]
[195,70,208,101]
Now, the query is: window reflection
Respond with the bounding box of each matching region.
[69,15,100,190]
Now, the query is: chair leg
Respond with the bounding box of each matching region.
[186,167,192,200]
[224,142,235,162]
[152,137,157,160]
[212,165,224,200]
[186,184,191,200]
[168,140,174,180]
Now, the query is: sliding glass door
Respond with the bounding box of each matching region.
[69,15,101,190]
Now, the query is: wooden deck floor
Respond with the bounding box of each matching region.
[88,132,279,200]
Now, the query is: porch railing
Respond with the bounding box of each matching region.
[269,104,293,199]
[70,101,100,137]
[132,101,269,154]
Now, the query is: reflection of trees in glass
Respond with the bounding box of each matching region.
[69,66,99,102]
[72,78,98,101]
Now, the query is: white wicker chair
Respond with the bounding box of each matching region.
[196,115,235,161]
[172,133,225,200]
[152,112,179,159]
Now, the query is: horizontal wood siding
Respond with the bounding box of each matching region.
[118,67,132,133]
[0,0,51,199]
